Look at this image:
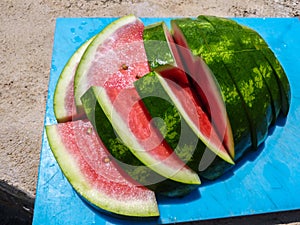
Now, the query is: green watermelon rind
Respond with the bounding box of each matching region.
[192,16,273,148]
[171,19,253,160]
[45,123,159,217]
[142,22,234,161]
[143,22,177,69]
[172,18,275,149]
[135,71,234,165]
[53,35,95,122]
[74,15,140,112]
[201,15,290,117]
[199,15,282,122]
[238,24,291,114]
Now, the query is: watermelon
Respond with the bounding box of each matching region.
[143,21,235,157]
[143,22,189,85]
[171,18,275,153]
[198,15,282,123]
[226,18,291,116]
[135,72,235,178]
[198,15,290,117]
[171,18,252,161]
[81,86,201,197]
[45,120,159,217]
[74,15,150,113]
[53,36,95,122]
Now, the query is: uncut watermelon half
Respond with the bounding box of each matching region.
[45,120,159,217]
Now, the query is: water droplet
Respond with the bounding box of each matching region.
[51,65,57,72]
[72,35,82,43]
[78,25,83,30]
[81,20,87,26]
[70,28,76,34]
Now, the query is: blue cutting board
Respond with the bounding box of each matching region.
[33,17,300,225]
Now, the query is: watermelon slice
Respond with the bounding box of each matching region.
[74,15,150,113]
[135,72,235,175]
[231,19,291,116]
[143,22,189,85]
[143,23,234,159]
[81,86,201,197]
[45,120,159,217]
[198,15,282,123]
[185,17,273,148]
[171,18,253,160]
[54,36,95,122]
[171,18,278,151]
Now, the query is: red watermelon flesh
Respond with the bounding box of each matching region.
[92,26,149,89]
[74,16,150,112]
[105,87,196,172]
[46,120,159,217]
[167,81,226,153]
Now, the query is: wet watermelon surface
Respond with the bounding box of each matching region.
[34,17,300,224]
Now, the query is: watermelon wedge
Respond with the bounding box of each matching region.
[171,18,253,160]
[46,120,159,217]
[203,15,290,116]
[171,18,278,151]
[135,72,234,175]
[81,86,200,196]
[233,20,291,116]
[143,22,189,85]
[74,15,150,113]
[54,36,95,122]
[198,15,281,123]
[142,22,234,164]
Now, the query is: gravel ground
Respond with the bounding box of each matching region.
[0,0,299,224]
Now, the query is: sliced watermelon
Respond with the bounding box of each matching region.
[171,18,253,161]
[198,15,281,123]
[74,15,150,113]
[142,22,234,159]
[237,23,291,116]
[45,120,159,217]
[54,36,95,122]
[81,86,200,197]
[135,72,234,173]
[262,48,291,116]
[189,17,273,148]
[199,15,290,117]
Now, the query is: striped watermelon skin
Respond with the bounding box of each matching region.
[171,18,253,162]
[171,16,290,159]
[198,15,284,122]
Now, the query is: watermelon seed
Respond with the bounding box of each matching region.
[135,74,142,79]
[121,64,129,70]
[86,127,93,135]
[102,156,111,163]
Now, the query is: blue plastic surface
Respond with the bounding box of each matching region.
[33,17,300,225]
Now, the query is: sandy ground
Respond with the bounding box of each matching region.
[0,0,299,224]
